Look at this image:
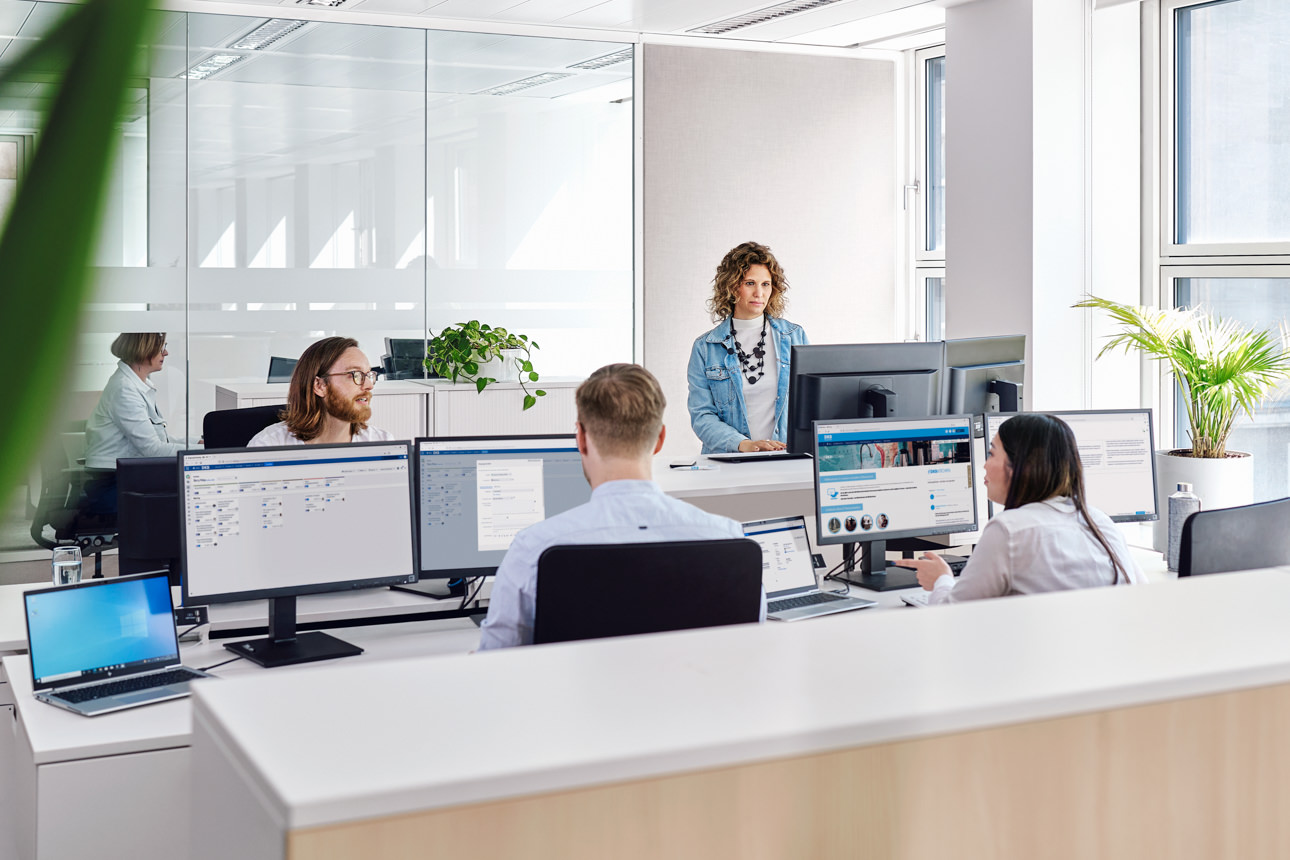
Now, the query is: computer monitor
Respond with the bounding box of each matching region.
[266,356,297,383]
[943,335,1026,434]
[117,456,181,584]
[983,409,1159,523]
[786,342,945,454]
[813,414,978,591]
[399,435,593,598]
[383,337,429,380]
[178,441,417,668]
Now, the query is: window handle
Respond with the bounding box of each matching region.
[903,181,920,211]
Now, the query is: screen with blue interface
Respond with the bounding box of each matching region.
[813,415,977,546]
[417,436,592,577]
[742,516,817,596]
[984,410,1158,522]
[181,442,416,603]
[26,575,177,685]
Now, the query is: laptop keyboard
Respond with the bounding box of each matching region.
[769,591,852,612]
[56,668,205,704]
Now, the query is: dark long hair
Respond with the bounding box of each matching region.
[996,413,1128,584]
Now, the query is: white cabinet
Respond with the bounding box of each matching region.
[213,378,581,440]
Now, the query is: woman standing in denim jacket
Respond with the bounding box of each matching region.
[687,242,809,454]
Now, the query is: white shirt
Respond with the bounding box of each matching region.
[84,361,185,469]
[731,315,779,442]
[246,421,394,447]
[478,479,765,650]
[929,496,1145,605]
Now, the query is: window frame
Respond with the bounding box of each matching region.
[1161,0,1290,258]
[914,44,946,265]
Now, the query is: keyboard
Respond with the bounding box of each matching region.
[56,668,206,704]
[768,591,851,612]
[901,591,931,607]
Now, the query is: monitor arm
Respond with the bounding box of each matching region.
[862,386,897,418]
[988,379,1022,413]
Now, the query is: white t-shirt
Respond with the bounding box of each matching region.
[247,421,394,447]
[731,315,778,442]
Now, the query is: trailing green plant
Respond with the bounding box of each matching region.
[426,321,546,410]
[0,0,156,511]
[1075,296,1290,459]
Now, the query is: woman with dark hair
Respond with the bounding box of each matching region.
[686,241,809,453]
[82,333,186,514]
[894,413,1144,603]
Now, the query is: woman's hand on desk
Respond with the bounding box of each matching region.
[737,439,786,453]
[891,552,953,590]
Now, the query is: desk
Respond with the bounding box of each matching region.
[3,618,481,860]
[190,568,1290,860]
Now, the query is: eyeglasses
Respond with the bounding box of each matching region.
[319,370,380,386]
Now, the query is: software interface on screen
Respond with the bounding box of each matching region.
[984,411,1157,521]
[814,416,977,544]
[742,516,816,594]
[417,437,591,575]
[181,443,415,599]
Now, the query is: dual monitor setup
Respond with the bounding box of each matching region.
[119,435,592,669]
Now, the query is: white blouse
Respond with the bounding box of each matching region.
[929,496,1145,604]
[247,421,394,447]
[731,315,778,442]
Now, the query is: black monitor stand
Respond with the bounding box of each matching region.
[832,538,969,592]
[224,595,363,668]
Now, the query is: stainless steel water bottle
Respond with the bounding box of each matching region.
[1166,482,1201,572]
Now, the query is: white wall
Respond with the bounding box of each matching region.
[642,43,899,455]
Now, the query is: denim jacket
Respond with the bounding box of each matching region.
[687,317,809,454]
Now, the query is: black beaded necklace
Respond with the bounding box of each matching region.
[731,316,768,385]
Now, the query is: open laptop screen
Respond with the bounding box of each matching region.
[742,515,817,597]
[25,574,179,688]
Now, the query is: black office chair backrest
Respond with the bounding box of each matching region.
[1178,497,1290,577]
[202,405,283,449]
[266,356,298,383]
[533,538,763,645]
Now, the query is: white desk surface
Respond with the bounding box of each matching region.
[651,454,812,498]
[4,617,482,767]
[193,567,1286,831]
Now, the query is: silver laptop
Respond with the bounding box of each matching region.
[742,515,876,621]
[24,573,213,717]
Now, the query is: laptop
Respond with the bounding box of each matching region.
[742,515,876,621]
[24,573,213,717]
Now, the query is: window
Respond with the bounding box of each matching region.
[1163,0,1290,500]
[912,45,945,340]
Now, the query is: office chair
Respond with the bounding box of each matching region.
[29,422,117,577]
[533,539,763,645]
[266,356,298,383]
[202,404,283,449]
[1177,497,1290,577]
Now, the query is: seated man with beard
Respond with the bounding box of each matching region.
[248,336,393,446]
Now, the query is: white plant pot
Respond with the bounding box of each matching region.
[1151,449,1255,551]
[475,349,523,382]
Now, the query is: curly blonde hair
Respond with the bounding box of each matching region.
[706,241,790,321]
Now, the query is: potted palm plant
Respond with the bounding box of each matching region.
[1076,296,1290,549]
[426,320,546,411]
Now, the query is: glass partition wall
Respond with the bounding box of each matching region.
[0,2,634,558]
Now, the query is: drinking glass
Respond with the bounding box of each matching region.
[51,546,82,586]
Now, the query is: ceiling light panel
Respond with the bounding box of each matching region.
[182,53,245,80]
[478,72,573,97]
[231,19,308,51]
[567,48,633,71]
[690,0,848,35]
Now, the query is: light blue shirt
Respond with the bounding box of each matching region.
[84,361,185,469]
[478,479,765,650]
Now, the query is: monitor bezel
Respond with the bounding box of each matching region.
[178,440,419,606]
[414,433,583,581]
[982,408,1159,523]
[116,455,183,583]
[811,413,979,547]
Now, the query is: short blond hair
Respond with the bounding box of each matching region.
[576,364,666,458]
[110,333,166,365]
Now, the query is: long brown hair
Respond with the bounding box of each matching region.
[706,241,790,321]
[280,337,366,442]
[996,413,1128,584]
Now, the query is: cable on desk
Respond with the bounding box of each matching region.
[460,576,485,610]
[198,654,245,673]
[176,623,203,640]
